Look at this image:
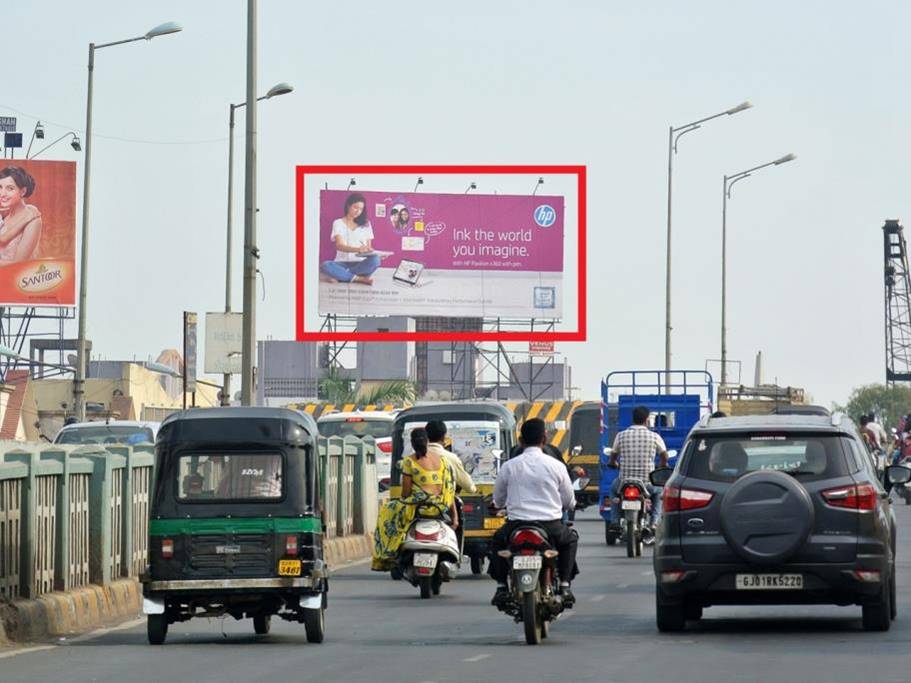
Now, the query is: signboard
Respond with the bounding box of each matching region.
[0,160,76,306]
[183,312,197,393]
[4,133,22,150]
[0,117,17,132]
[404,420,502,484]
[529,341,555,357]
[316,189,564,318]
[204,312,243,374]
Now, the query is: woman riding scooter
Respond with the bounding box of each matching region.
[372,428,458,571]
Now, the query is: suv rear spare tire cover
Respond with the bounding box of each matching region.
[720,470,814,566]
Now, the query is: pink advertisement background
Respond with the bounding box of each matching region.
[317,189,564,272]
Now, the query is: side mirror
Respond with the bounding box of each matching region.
[886,465,911,485]
[667,450,678,459]
[649,467,673,488]
[602,446,612,457]
[491,449,504,462]
[573,477,591,491]
[571,445,582,457]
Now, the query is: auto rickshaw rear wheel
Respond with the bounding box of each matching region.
[147,614,168,645]
[253,614,271,635]
[304,607,325,643]
[470,555,484,575]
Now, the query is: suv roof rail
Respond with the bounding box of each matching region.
[698,412,712,428]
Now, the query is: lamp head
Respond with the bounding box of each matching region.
[265,82,294,98]
[35,122,45,140]
[71,135,82,152]
[774,153,797,165]
[145,22,183,40]
[726,100,753,115]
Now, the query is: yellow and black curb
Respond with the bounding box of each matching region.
[1,579,142,643]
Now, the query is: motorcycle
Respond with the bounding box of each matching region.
[495,524,565,645]
[397,501,461,599]
[616,478,652,558]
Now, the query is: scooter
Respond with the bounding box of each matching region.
[397,501,461,599]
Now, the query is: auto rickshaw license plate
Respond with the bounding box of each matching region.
[278,559,302,576]
[484,517,506,530]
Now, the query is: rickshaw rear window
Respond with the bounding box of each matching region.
[177,453,283,500]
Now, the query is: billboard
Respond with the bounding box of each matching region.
[0,159,76,306]
[204,311,243,374]
[316,189,564,318]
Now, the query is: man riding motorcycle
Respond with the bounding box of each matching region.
[607,405,668,534]
[488,418,579,606]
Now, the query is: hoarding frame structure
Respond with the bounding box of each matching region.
[296,165,587,342]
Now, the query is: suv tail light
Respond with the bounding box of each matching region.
[161,538,174,558]
[285,535,298,555]
[622,485,641,500]
[822,484,877,511]
[377,441,392,453]
[663,486,714,512]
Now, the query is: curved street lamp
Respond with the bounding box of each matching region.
[664,101,752,384]
[222,81,293,405]
[73,21,183,421]
[720,153,796,386]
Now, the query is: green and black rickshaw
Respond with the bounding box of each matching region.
[142,407,327,644]
[390,402,517,575]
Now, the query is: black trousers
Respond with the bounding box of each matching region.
[488,519,579,584]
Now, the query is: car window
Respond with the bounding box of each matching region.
[177,453,283,500]
[318,419,392,439]
[56,425,154,445]
[684,433,851,482]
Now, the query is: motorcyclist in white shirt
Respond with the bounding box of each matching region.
[488,418,579,606]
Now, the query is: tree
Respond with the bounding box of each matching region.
[318,367,416,405]
[833,383,911,430]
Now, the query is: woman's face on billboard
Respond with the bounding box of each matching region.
[0,177,24,210]
[346,201,364,220]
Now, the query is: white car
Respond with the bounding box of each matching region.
[54,420,161,446]
[317,411,395,489]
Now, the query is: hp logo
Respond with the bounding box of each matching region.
[534,204,556,227]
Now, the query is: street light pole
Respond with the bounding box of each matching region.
[664,101,752,387]
[720,153,796,387]
[223,82,292,406]
[240,0,258,406]
[72,22,182,422]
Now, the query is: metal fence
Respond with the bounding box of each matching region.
[0,444,154,599]
[0,436,377,600]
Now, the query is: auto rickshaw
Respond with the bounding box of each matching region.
[390,402,517,575]
[142,407,327,645]
[566,401,602,515]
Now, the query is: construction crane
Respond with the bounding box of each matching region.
[883,219,911,384]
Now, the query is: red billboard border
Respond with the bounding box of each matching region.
[295,165,586,342]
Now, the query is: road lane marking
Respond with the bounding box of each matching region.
[591,594,606,602]
[464,654,491,662]
[616,583,629,589]
[640,570,652,576]
[0,645,55,660]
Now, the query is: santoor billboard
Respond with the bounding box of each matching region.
[0,159,76,306]
[316,189,564,318]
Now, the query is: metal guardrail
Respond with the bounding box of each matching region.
[0,443,155,599]
[0,436,377,600]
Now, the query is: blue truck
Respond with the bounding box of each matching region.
[598,370,715,545]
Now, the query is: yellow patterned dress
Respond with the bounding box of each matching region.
[371,455,455,571]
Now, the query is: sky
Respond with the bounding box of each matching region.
[6,0,909,407]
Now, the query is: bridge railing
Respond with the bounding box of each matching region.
[0,437,377,601]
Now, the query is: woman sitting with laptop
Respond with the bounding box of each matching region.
[321,192,383,285]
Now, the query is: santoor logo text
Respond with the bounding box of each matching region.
[18,262,66,293]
